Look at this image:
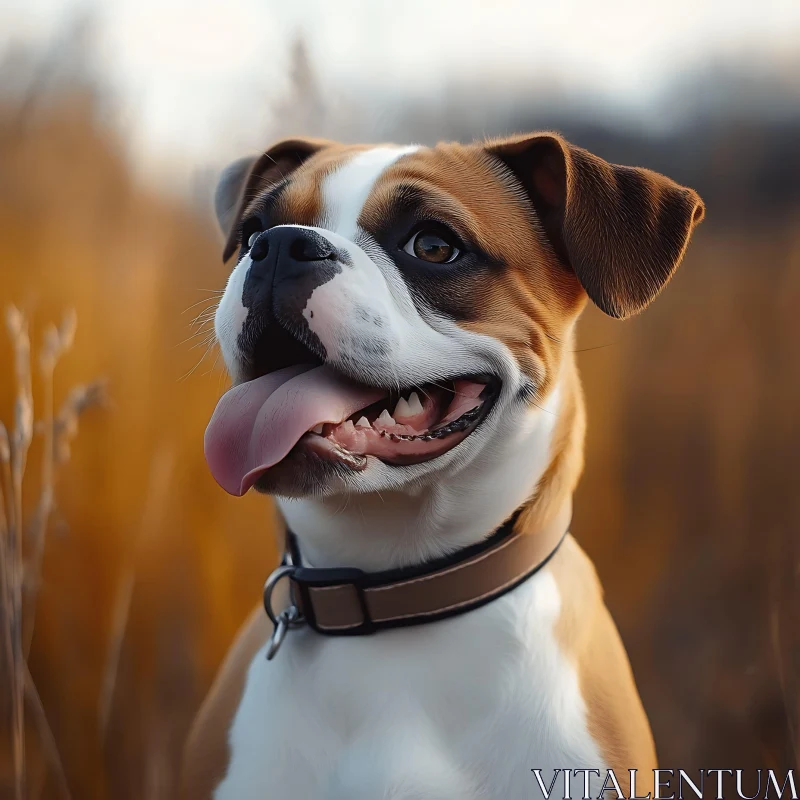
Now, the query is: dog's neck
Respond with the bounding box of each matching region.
[276,362,584,572]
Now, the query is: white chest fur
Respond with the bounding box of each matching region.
[214,563,606,800]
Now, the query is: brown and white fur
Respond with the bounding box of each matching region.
[182,134,704,799]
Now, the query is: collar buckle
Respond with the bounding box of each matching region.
[263,563,305,660]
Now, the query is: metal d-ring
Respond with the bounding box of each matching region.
[263,563,305,660]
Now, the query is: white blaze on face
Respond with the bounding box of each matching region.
[305,145,423,364]
[321,146,419,239]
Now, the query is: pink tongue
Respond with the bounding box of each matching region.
[204,365,385,496]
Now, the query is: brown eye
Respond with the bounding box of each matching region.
[403,230,459,264]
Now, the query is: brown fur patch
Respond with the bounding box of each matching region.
[548,538,658,795]
[360,142,587,392]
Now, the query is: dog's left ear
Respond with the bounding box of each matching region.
[487,133,705,319]
[215,137,332,263]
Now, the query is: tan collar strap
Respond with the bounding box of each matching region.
[275,500,571,639]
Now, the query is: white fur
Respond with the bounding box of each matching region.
[215,569,606,800]
[212,146,606,797]
[215,252,251,383]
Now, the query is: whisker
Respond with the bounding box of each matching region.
[261,152,288,182]
[416,385,433,404]
[571,342,618,354]
[189,308,218,328]
[528,387,557,416]
[202,349,222,377]
[423,380,474,400]
[333,493,351,518]
[189,333,217,352]
[175,327,215,348]
[182,295,221,315]
[180,340,218,381]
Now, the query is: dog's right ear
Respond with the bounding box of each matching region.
[215,138,331,263]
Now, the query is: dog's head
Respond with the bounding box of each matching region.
[206,134,704,501]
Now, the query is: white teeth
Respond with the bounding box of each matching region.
[407,391,423,415]
[377,409,395,426]
[393,396,412,419]
[342,420,355,433]
[355,416,371,428]
[311,424,324,434]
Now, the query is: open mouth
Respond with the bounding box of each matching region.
[302,374,498,466]
[204,364,500,496]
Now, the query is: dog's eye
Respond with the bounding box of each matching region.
[402,230,459,264]
[241,218,264,250]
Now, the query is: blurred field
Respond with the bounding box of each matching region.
[1,41,799,800]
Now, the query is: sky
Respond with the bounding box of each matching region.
[2,0,800,176]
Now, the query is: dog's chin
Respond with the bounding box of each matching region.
[251,447,359,499]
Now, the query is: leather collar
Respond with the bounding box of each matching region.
[263,500,571,658]
[264,500,572,658]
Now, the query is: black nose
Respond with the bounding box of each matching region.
[241,225,344,346]
[249,227,333,264]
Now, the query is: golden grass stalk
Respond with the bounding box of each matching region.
[3,306,33,800]
[24,310,104,656]
[0,306,102,799]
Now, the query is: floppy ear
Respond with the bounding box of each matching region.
[487,133,705,319]
[216,137,331,263]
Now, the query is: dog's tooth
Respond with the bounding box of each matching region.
[393,396,412,419]
[407,391,424,415]
[377,409,395,426]
[355,416,370,429]
[342,420,355,433]
[311,424,324,435]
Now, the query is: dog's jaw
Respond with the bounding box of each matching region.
[276,379,565,571]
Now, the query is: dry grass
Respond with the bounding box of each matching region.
[0,47,798,798]
[0,306,103,799]
[1,82,280,799]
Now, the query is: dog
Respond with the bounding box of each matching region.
[181,133,704,800]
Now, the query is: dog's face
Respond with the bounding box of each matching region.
[205,135,703,500]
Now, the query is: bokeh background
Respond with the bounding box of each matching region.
[1,1,799,797]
